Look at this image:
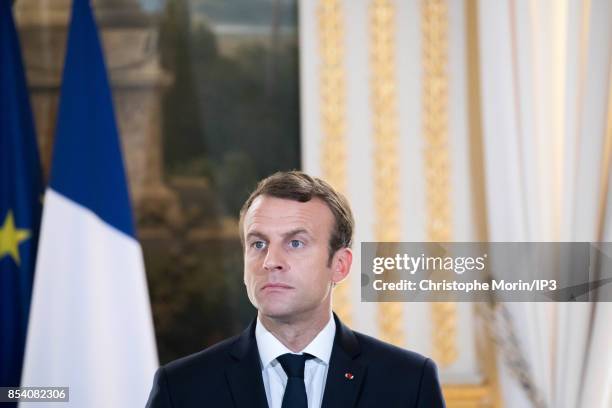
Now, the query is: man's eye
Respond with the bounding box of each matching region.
[289,240,304,249]
[252,241,266,250]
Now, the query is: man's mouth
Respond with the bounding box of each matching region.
[261,283,294,291]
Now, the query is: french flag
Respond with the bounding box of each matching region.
[20,0,158,406]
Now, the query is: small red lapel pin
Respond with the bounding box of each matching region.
[344,372,354,380]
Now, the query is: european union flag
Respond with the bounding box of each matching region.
[0,0,43,396]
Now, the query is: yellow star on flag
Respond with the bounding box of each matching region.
[0,210,31,267]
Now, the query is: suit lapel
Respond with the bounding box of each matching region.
[225,320,269,408]
[321,314,367,408]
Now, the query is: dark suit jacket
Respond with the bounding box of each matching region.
[146,314,445,407]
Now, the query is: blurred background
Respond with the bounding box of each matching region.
[12,0,611,407]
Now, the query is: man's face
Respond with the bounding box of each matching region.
[243,195,349,323]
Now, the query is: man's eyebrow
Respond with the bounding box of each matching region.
[246,228,311,241]
[282,228,311,239]
[245,231,268,241]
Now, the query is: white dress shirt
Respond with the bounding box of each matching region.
[255,314,336,408]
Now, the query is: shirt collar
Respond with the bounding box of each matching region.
[255,313,336,369]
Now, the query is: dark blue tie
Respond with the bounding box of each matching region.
[277,353,314,408]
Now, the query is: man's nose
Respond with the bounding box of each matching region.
[263,244,286,271]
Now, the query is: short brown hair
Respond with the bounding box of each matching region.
[239,171,354,260]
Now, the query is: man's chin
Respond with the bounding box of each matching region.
[257,305,300,322]
[258,308,293,320]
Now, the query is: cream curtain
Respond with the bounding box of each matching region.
[478,0,612,407]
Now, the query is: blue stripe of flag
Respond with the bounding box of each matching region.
[49,0,135,238]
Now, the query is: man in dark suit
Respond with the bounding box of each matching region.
[146,171,445,408]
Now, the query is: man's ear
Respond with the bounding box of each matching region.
[331,247,353,284]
